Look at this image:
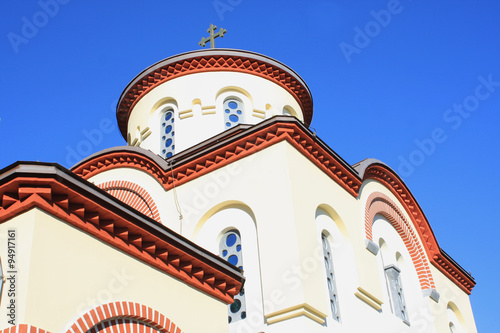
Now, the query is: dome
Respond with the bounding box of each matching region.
[116,49,313,158]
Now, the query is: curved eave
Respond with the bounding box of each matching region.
[116,49,313,138]
[356,158,476,293]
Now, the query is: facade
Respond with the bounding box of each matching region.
[0,49,476,333]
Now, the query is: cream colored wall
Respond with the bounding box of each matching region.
[0,208,228,333]
[429,265,478,333]
[127,71,304,155]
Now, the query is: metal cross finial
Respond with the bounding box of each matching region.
[199,24,227,48]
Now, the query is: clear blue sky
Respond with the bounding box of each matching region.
[1,1,498,331]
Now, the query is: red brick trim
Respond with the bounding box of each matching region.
[0,325,50,333]
[363,164,475,294]
[73,122,361,197]
[0,176,241,304]
[97,180,161,223]
[365,192,436,291]
[67,301,182,333]
[117,52,313,138]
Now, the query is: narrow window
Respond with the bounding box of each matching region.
[219,230,246,323]
[160,108,175,158]
[384,265,409,324]
[224,98,243,129]
[322,234,340,322]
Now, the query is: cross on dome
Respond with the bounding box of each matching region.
[199,24,227,48]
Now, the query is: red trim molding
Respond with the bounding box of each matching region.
[117,53,313,138]
[365,192,436,291]
[363,164,475,294]
[68,301,182,333]
[0,176,241,304]
[97,180,161,223]
[73,122,362,197]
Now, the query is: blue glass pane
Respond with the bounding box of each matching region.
[237,110,242,114]
[165,125,172,134]
[226,233,237,246]
[226,122,231,127]
[162,149,166,154]
[241,311,246,319]
[230,299,241,313]
[162,136,166,140]
[171,131,175,136]
[228,255,238,266]
[166,152,172,158]
[225,109,230,113]
[228,101,238,109]
[239,289,245,296]
[165,112,172,121]
[165,138,172,147]
[222,250,228,257]
[162,123,166,127]
[238,266,243,270]
[229,115,239,122]
[236,245,241,252]
[228,316,231,323]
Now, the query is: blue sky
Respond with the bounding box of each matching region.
[1,1,499,331]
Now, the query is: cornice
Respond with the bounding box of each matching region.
[73,119,362,197]
[362,163,475,294]
[116,49,313,138]
[0,163,243,303]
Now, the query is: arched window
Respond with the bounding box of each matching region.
[322,233,340,322]
[224,97,244,129]
[384,264,409,324]
[219,230,246,323]
[160,108,175,158]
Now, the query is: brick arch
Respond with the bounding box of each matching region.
[67,301,183,333]
[97,180,161,223]
[365,192,436,291]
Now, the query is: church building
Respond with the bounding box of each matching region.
[0,31,477,333]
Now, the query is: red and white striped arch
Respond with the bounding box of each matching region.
[0,302,182,333]
[365,192,436,291]
[68,301,182,333]
[97,180,161,223]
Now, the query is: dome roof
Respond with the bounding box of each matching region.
[116,49,313,139]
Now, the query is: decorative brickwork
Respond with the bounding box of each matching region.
[363,164,475,294]
[73,122,362,197]
[0,172,242,304]
[68,301,182,333]
[364,192,436,292]
[97,180,161,223]
[117,52,313,138]
[0,325,50,333]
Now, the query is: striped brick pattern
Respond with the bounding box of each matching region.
[67,301,182,333]
[365,192,436,291]
[98,181,161,223]
[0,325,50,333]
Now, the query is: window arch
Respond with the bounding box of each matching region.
[160,107,175,158]
[219,229,246,323]
[377,234,410,325]
[321,233,340,322]
[223,97,244,129]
